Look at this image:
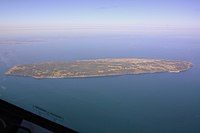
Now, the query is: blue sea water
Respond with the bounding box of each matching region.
[0,33,200,133]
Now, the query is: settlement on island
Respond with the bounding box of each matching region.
[5,58,192,79]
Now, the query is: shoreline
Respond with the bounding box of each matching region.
[5,58,193,79]
[5,67,192,80]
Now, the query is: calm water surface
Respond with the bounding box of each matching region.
[0,33,200,133]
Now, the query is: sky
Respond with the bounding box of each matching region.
[0,0,200,30]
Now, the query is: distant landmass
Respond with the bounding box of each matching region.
[5,58,192,79]
[0,39,46,45]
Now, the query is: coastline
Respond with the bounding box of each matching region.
[5,67,192,79]
[4,58,193,79]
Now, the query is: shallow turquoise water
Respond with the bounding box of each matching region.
[0,34,200,133]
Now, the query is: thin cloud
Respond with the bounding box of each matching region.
[97,4,120,10]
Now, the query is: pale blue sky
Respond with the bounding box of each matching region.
[0,0,200,29]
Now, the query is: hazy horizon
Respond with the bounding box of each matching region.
[1,0,200,30]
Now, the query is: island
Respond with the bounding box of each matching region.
[5,58,192,79]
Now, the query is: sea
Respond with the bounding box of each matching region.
[0,30,200,133]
